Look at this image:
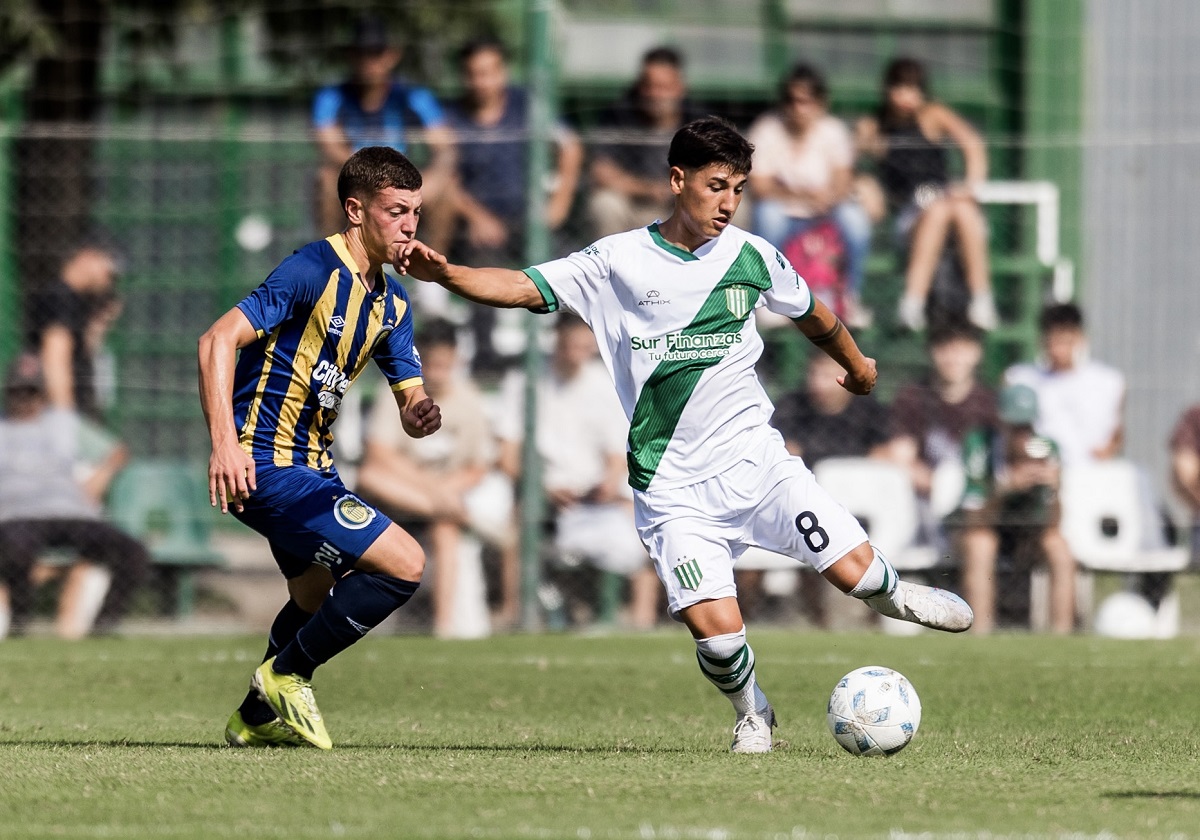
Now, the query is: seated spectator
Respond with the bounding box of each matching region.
[1005,303,1124,467]
[0,354,149,637]
[856,57,996,332]
[886,322,997,543]
[759,351,890,626]
[356,319,517,635]
[26,244,122,423]
[1169,404,1200,568]
[494,314,658,629]
[749,63,873,328]
[955,384,1076,634]
[444,37,584,378]
[773,351,891,465]
[587,46,704,239]
[312,14,454,243]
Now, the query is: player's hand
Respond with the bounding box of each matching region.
[208,442,256,514]
[394,240,448,282]
[837,357,878,395]
[401,396,442,438]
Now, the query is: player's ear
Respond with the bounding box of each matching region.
[344,195,364,225]
[668,165,686,196]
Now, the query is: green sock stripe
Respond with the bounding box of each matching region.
[697,644,749,670]
[696,646,755,694]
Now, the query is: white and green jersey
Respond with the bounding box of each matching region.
[524,222,814,492]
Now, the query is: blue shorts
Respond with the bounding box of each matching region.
[233,463,393,580]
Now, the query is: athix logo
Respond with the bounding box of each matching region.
[672,557,703,591]
[638,289,671,307]
[328,315,346,336]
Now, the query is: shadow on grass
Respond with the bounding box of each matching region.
[1104,791,1200,799]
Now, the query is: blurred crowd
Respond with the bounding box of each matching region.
[3,18,1198,640]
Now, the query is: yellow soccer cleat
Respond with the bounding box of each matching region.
[251,657,333,750]
[224,709,307,748]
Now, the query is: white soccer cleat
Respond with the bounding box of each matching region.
[730,705,776,754]
[868,581,974,633]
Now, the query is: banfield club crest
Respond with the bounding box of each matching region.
[725,286,753,319]
[672,557,703,591]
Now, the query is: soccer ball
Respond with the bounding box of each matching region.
[827,666,922,757]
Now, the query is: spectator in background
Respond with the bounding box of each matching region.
[312,15,454,242]
[494,314,658,629]
[887,322,997,543]
[772,351,891,466]
[0,354,149,637]
[26,245,121,423]
[444,37,584,378]
[1005,303,1124,468]
[356,319,517,635]
[1169,404,1200,569]
[748,64,874,328]
[856,57,996,332]
[587,46,704,239]
[955,383,1076,634]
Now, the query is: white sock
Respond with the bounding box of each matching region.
[695,627,769,717]
[850,547,903,611]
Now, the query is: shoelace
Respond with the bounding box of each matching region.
[287,680,323,721]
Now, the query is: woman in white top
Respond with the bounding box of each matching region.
[748,63,874,328]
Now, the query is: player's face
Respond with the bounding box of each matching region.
[356,186,422,266]
[463,48,508,105]
[670,163,747,241]
[354,47,401,86]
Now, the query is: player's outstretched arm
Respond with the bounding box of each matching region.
[795,297,878,395]
[395,241,546,310]
[198,308,259,513]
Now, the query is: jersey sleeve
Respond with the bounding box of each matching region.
[235,255,325,338]
[373,293,424,391]
[406,86,446,127]
[522,242,611,321]
[759,243,815,320]
[312,86,343,128]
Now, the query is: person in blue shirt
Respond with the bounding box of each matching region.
[443,37,583,376]
[199,145,442,750]
[311,15,454,243]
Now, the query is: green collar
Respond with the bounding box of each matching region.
[647,223,700,262]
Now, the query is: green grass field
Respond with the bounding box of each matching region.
[3,630,1199,839]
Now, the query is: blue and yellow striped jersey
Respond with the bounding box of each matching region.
[232,234,423,470]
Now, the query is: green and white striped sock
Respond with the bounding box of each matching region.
[695,627,769,717]
[851,547,905,614]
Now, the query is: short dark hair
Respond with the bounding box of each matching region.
[780,63,829,105]
[642,45,683,70]
[457,36,508,66]
[883,56,929,94]
[667,116,753,175]
[416,318,458,350]
[927,320,983,347]
[337,146,423,207]
[1039,302,1084,332]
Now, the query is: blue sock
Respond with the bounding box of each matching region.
[272,573,419,679]
[240,599,312,725]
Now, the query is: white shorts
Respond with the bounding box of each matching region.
[634,428,868,617]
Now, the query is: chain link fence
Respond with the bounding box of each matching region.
[1,0,1195,640]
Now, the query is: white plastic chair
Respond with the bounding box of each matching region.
[812,458,920,560]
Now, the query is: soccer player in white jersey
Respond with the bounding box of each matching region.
[399,117,972,753]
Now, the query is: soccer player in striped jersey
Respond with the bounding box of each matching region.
[199,146,442,749]
[398,117,972,753]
